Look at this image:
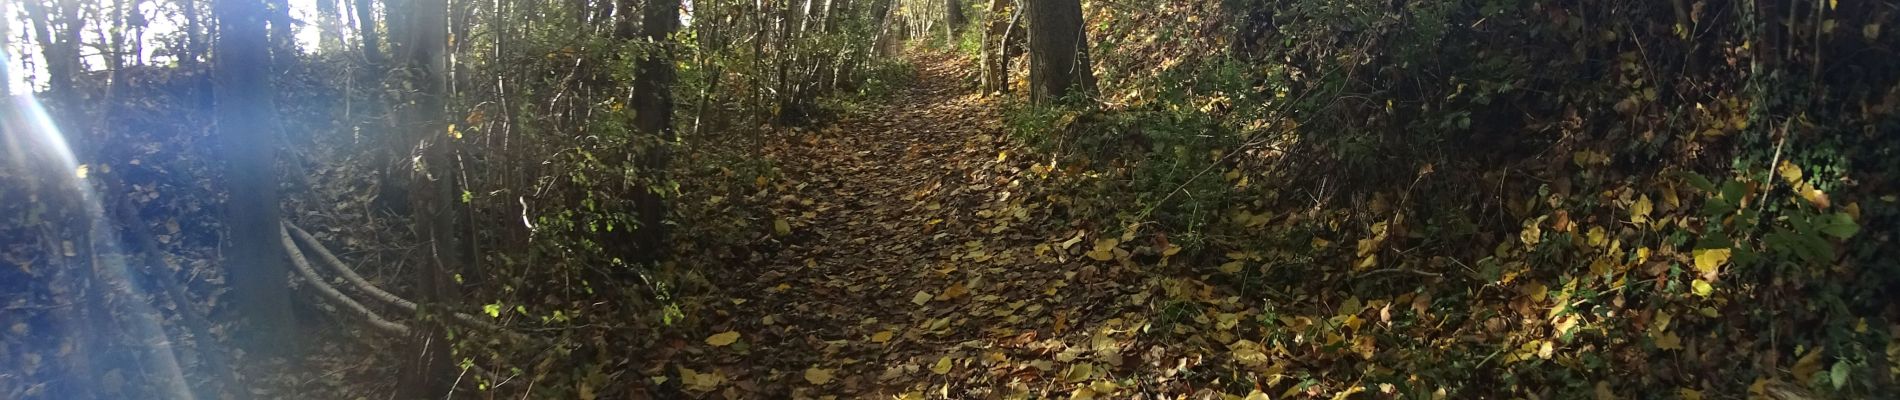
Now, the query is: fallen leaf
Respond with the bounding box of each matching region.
[706,331,741,347]
[1692,279,1714,297]
[911,291,934,305]
[1793,347,1825,383]
[804,367,834,385]
[931,356,953,374]
[1693,248,1730,275]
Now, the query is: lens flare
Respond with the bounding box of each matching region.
[2,49,196,399]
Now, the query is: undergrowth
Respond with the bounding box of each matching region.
[995,0,1900,397]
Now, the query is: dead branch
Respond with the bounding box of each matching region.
[281,225,413,336]
[284,221,536,344]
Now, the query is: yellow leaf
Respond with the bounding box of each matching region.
[1523,281,1549,303]
[1587,226,1607,247]
[1777,160,1804,184]
[1064,362,1095,382]
[1799,187,1831,209]
[1631,195,1653,225]
[1655,331,1682,350]
[871,330,894,343]
[1070,387,1097,400]
[1520,216,1546,246]
[774,218,792,236]
[931,356,953,374]
[706,331,741,347]
[1680,388,1704,400]
[911,291,933,305]
[1162,244,1183,257]
[1243,390,1271,400]
[1693,248,1731,275]
[1589,258,1613,278]
[1692,279,1714,297]
[803,367,834,385]
[1793,347,1825,382]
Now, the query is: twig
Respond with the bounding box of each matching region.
[1358,268,1444,279]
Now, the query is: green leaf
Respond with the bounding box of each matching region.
[484,303,502,318]
[1720,180,1747,203]
[1675,171,1716,192]
[1830,360,1850,389]
[1817,212,1859,239]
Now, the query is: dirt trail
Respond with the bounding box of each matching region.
[672,53,1153,398]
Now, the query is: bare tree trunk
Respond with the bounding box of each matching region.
[870,0,896,56]
[127,0,148,65]
[943,0,965,38]
[394,0,464,396]
[632,0,680,263]
[52,0,83,100]
[1023,0,1092,104]
[181,0,205,64]
[266,0,295,57]
[1,1,10,90]
[109,0,127,71]
[212,0,298,357]
[374,0,415,215]
[979,0,1014,94]
[355,0,383,64]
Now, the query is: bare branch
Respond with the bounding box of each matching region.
[281,225,413,336]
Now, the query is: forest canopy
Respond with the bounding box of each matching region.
[1,0,1896,399]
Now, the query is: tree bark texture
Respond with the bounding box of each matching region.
[393,0,464,396]
[632,0,681,264]
[1023,0,1093,104]
[212,0,298,356]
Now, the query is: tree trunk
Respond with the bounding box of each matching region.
[266,0,296,57]
[212,0,297,357]
[632,0,680,263]
[109,0,127,71]
[1023,0,1092,104]
[1,2,10,90]
[49,0,83,101]
[394,0,464,396]
[373,0,415,215]
[181,0,205,64]
[870,0,895,56]
[979,0,1015,94]
[612,0,636,39]
[943,0,965,38]
[127,0,148,65]
[355,0,383,64]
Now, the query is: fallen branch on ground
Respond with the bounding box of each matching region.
[280,225,412,336]
[284,222,528,342]
[280,224,517,388]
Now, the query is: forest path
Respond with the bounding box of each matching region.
[675,53,1154,398]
